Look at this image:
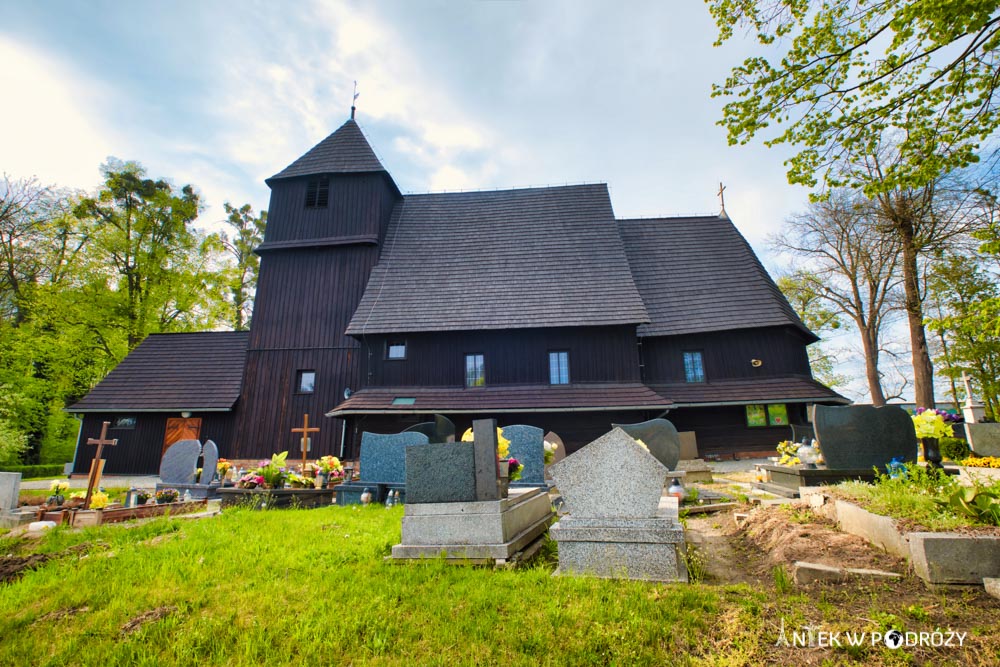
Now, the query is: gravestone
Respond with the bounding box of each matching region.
[502,424,546,486]
[337,431,429,504]
[0,472,21,513]
[814,405,917,470]
[199,440,219,485]
[791,423,816,444]
[611,418,681,471]
[393,419,554,563]
[156,439,218,499]
[549,428,687,581]
[159,439,201,484]
[965,423,1000,457]
[678,431,698,460]
[403,414,456,443]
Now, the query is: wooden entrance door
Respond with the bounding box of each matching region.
[162,418,202,457]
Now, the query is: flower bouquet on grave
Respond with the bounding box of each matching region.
[47,480,69,506]
[90,490,110,509]
[316,455,344,488]
[507,457,523,482]
[135,491,151,506]
[543,440,559,465]
[302,461,319,478]
[460,427,511,458]
[217,458,232,482]
[237,473,266,489]
[775,440,800,466]
[287,472,313,489]
[155,488,179,504]
[255,451,290,489]
[912,409,954,470]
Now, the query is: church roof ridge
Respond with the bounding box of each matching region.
[267,118,387,183]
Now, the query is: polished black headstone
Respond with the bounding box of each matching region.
[611,418,681,470]
[814,405,917,470]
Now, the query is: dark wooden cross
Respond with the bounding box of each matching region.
[84,421,117,509]
[292,414,320,471]
[717,182,727,215]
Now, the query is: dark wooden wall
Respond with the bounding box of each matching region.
[359,326,641,388]
[263,173,399,244]
[667,404,806,456]
[640,326,812,384]
[72,412,238,476]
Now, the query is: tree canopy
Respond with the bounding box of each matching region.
[709,0,1000,192]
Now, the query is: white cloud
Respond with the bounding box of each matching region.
[0,37,119,190]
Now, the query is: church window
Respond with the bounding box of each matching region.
[297,370,316,394]
[465,354,485,387]
[549,351,570,385]
[387,340,407,360]
[305,177,329,208]
[683,351,705,383]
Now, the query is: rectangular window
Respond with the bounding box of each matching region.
[465,354,485,387]
[746,404,789,427]
[296,370,316,394]
[386,340,407,360]
[112,416,137,429]
[304,177,329,208]
[549,351,570,385]
[683,351,705,383]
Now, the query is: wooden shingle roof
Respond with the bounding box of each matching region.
[346,184,649,335]
[327,383,671,416]
[268,119,387,182]
[652,375,848,407]
[620,216,815,340]
[67,332,249,413]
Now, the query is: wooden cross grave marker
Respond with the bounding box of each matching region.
[292,414,320,471]
[84,421,117,509]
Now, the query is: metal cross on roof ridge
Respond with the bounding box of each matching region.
[717,182,727,217]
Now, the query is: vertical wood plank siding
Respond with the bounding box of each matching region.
[640,327,812,383]
[360,326,641,387]
[72,412,238,475]
[667,404,806,455]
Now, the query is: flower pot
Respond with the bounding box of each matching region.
[922,437,943,470]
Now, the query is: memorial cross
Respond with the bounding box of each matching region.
[84,421,117,509]
[292,414,320,471]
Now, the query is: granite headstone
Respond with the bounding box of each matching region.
[501,424,545,486]
[403,415,456,444]
[405,442,477,503]
[472,419,501,501]
[0,472,21,513]
[965,423,1000,457]
[159,439,201,484]
[550,427,668,519]
[814,405,917,470]
[199,439,219,485]
[358,431,429,484]
[612,418,681,471]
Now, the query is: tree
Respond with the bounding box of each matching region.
[72,160,215,349]
[772,190,902,404]
[219,202,266,330]
[776,273,850,388]
[925,253,1000,419]
[709,0,1000,193]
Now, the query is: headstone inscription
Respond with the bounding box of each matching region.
[611,418,681,471]
[813,405,917,470]
[548,428,687,581]
[501,424,545,486]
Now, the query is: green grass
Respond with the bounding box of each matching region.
[1,506,998,666]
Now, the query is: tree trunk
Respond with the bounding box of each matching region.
[898,221,936,409]
[859,325,887,406]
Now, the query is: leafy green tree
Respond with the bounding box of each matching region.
[925,253,1000,419]
[776,272,850,388]
[219,202,266,330]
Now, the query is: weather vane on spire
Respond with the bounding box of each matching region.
[351,81,360,120]
[717,182,727,217]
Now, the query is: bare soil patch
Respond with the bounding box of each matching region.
[120,605,178,636]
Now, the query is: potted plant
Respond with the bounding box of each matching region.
[155,488,179,504]
[135,491,151,506]
[47,480,69,506]
[216,458,232,483]
[316,455,344,488]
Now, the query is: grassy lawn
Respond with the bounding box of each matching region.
[1,505,998,666]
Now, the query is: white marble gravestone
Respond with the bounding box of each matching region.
[549,428,687,582]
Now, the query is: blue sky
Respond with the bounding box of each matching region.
[0,1,876,399]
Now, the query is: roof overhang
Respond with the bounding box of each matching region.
[329,404,671,417]
[64,407,234,414]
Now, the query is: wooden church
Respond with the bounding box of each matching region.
[68,114,847,475]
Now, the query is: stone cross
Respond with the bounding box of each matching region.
[292,414,320,471]
[84,421,117,509]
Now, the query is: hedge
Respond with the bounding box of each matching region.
[0,464,67,479]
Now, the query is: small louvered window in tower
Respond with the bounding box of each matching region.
[304,177,330,208]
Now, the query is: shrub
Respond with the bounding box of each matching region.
[0,464,66,478]
[939,437,970,461]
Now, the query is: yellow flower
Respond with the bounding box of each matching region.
[90,491,109,509]
[461,427,511,459]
